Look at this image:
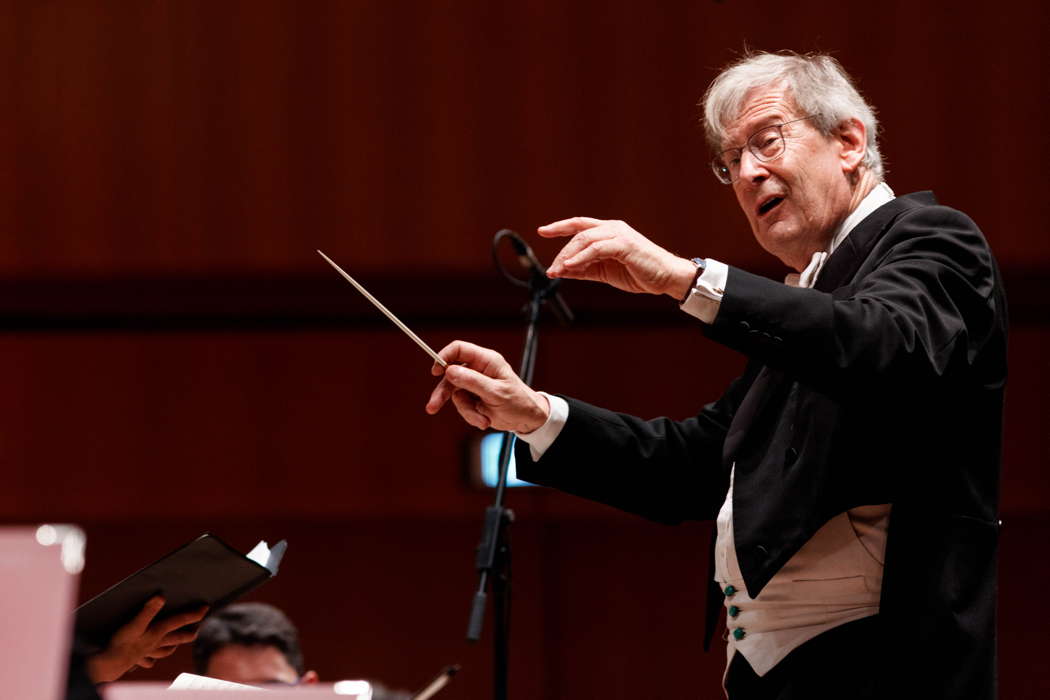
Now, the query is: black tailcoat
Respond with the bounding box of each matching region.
[516,192,1007,699]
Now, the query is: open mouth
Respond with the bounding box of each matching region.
[757,196,784,217]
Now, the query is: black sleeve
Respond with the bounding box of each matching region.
[514,366,757,523]
[704,205,1003,394]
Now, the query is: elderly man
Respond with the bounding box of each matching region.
[426,52,1005,699]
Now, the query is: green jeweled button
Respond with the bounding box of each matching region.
[723,585,737,597]
[728,605,740,618]
[732,628,746,641]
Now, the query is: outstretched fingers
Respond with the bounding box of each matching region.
[537,216,604,238]
[157,625,198,648]
[121,596,165,640]
[552,237,625,279]
[426,376,456,414]
[151,606,207,641]
[147,644,180,660]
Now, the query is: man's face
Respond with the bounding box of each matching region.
[204,643,301,686]
[722,84,856,270]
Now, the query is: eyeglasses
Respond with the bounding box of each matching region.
[710,115,816,185]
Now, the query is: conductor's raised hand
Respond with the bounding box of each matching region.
[426,340,550,434]
[540,217,696,298]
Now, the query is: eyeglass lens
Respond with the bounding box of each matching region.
[712,125,787,184]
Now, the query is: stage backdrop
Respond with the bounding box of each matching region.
[2,1,1048,698]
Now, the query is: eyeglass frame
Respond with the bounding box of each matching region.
[710,115,817,185]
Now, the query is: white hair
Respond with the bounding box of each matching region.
[702,51,885,180]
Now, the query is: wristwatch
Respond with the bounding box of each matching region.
[680,257,707,303]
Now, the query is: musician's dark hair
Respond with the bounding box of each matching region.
[192,602,305,676]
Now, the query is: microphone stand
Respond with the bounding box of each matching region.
[467,235,566,700]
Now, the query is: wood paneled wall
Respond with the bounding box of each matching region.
[2,1,1048,698]
[4,0,1048,278]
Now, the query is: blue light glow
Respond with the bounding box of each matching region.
[479,432,533,488]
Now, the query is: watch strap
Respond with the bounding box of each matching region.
[679,257,707,304]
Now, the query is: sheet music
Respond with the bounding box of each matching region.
[168,673,264,691]
[245,541,271,568]
[246,539,287,575]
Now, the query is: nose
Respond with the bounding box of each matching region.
[736,148,769,185]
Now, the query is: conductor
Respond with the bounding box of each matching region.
[425,51,1006,699]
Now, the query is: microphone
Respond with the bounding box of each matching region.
[498,229,575,325]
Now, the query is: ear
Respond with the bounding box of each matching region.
[301,670,320,685]
[836,117,867,174]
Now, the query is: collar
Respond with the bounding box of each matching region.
[786,182,896,289]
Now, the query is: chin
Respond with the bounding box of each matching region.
[755,224,800,263]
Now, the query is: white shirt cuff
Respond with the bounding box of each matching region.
[680,258,728,324]
[514,392,569,460]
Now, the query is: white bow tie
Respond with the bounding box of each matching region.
[784,251,828,289]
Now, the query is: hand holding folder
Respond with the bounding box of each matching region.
[85,595,208,683]
[75,533,286,658]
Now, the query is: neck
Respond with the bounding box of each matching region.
[847,168,879,214]
[788,169,880,272]
[817,168,880,256]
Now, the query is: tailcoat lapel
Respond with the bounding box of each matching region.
[724,194,935,462]
[814,191,937,292]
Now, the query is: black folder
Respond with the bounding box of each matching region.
[74,533,286,654]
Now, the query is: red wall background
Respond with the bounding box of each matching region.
[2,1,1048,698]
